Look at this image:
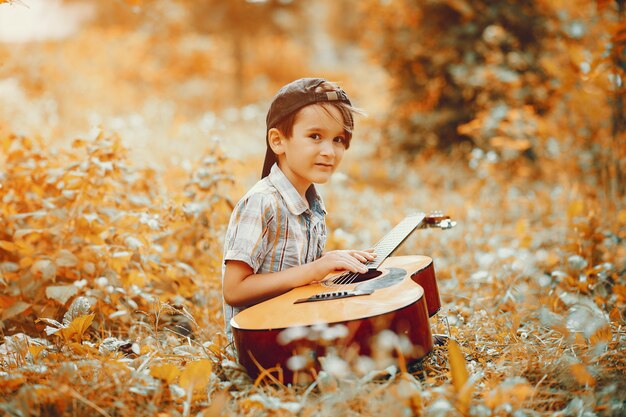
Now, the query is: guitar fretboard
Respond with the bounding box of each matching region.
[366,214,426,269]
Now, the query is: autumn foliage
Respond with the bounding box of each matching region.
[357,0,625,201]
[1,129,624,416]
[0,132,235,413]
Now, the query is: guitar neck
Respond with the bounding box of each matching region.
[367,214,426,269]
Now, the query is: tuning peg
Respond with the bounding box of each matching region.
[438,219,456,229]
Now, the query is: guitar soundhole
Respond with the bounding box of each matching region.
[327,269,383,285]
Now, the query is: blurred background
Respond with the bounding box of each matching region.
[0,0,623,206]
[1,4,625,412]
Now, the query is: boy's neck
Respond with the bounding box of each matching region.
[275,164,312,206]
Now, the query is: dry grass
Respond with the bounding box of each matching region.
[0,129,624,416]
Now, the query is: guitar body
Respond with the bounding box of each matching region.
[231,255,441,384]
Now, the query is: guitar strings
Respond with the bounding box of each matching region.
[326,222,412,287]
[321,217,424,290]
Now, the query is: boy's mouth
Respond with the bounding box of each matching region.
[315,163,333,169]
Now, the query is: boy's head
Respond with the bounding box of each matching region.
[262,78,360,178]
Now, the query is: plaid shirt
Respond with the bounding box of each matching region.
[222,164,327,337]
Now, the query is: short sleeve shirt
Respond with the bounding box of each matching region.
[222,164,327,337]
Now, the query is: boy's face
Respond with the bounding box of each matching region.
[274,103,347,194]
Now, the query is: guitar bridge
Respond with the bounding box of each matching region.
[294,289,374,304]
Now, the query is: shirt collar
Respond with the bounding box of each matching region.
[267,164,326,216]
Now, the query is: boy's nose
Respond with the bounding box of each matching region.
[320,140,335,156]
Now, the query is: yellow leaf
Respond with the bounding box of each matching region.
[28,345,46,360]
[567,200,584,219]
[570,363,595,386]
[67,342,98,356]
[515,219,528,237]
[150,364,181,384]
[490,136,531,152]
[509,382,532,404]
[19,256,33,269]
[126,270,148,286]
[206,344,224,358]
[447,338,474,414]
[590,325,612,345]
[179,359,213,392]
[0,240,16,252]
[448,339,468,393]
[58,314,94,343]
[458,379,474,415]
[510,313,521,338]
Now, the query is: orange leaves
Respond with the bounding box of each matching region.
[40,313,95,344]
[589,324,613,346]
[489,136,532,153]
[1,132,231,339]
[151,363,182,384]
[179,359,213,392]
[58,314,95,344]
[448,339,469,393]
[447,339,473,414]
[0,240,16,252]
[37,296,94,343]
[0,27,623,408]
[567,200,585,220]
[150,357,214,415]
[28,345,46,360]
[569,363,596,387]
[0,374,26,392]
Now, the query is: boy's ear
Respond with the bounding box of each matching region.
[267,128,287,155]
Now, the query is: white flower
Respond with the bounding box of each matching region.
[277,326,308,345]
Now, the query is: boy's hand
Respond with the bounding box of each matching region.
[224,249,377,306]
[314,249,376,277]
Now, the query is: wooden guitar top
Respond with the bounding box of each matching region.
[231,255,433,330]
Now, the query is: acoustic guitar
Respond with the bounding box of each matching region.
[230,213,455,384]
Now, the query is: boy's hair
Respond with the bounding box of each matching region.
[262,78,363,179]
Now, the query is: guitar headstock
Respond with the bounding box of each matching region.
[423,211,456,229]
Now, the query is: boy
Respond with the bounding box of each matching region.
[222,78,375,338]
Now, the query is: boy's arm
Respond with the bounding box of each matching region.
[223,249,375,307]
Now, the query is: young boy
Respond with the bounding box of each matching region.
[222,78,375,338]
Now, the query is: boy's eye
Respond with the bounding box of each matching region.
[309,133,322,140]
[333,136,346,144]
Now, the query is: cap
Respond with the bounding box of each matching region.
[262,78,353,178]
